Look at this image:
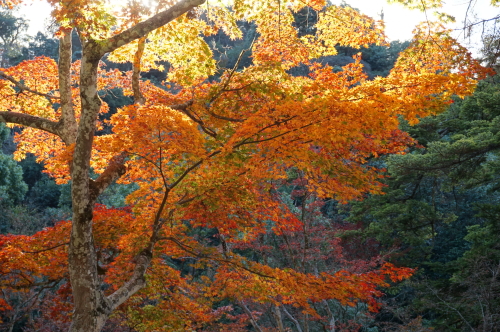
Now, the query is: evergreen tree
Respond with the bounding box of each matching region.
[348,77,500,330]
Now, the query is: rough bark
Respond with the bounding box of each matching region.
[67,1,207,330]
[0,32,74,141]
[132,36,147,105]
[68,38,109,332]
[89,152,127,203]
[107,249,151,310]
[1,1,208,331]
[0,111,60,135]
[56,30,78,145]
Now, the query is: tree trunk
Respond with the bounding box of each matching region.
[273,306,285,332]
[282,306,303,332]
[240,301,264,332]
[68,39,110,332]
[65,2,207,330]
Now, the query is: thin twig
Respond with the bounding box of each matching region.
[22,242,69,254]
[0,71,60,100]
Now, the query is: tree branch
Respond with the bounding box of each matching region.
[169,100,193,111]
[208,110,246,123]
[22,242,69,254]
[0,71,60,100]
[160,236,274,278]
[169,150,221,190]
[172,101,218,138]
[57,29,78,145]
[458,15,500,31]
[107,248,151,310]
[282,306,304,332]
[240,301,264,332]
[234,120,313,148]
[169,100,219,137]
[132,35,147,105]
[0,111,61,136]
[89,152,127,203]
[101,0,206,55]
[395,142,500,173]
[107,209,175,311]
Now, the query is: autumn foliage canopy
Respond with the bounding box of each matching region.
[0,0,489,331]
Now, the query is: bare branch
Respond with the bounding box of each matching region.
[169,100,219,136]
[208,46,250,105]
[169,100,194,111]
[208,111,246,122]
[240,301,264,332]
[169,159,204,189]
[177,105,218,137]
[101,0,206,55]
[283,306,304,332]
[430,286,476,332]
[107,248,151,310]
[272,305,285,332]
[89,152,127,203]
[454,15,500,30]
[108,209,174,311]
[0,71,60,100]
[160,236,274,278]
[168,150,220,190]
[0,111,61,136]
[22,242,69,254]
[204,48,253,123]
[234,119,312,148]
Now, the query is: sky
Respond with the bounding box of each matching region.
[333,0,498,53]
[16,0,499,54]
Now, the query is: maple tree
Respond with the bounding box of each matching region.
[0,0,490,331]
[225,180,404,331]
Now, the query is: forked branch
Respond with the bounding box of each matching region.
[101,0,206,55]
[89,152,128,203]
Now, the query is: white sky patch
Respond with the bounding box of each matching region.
[18,1,52,36]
